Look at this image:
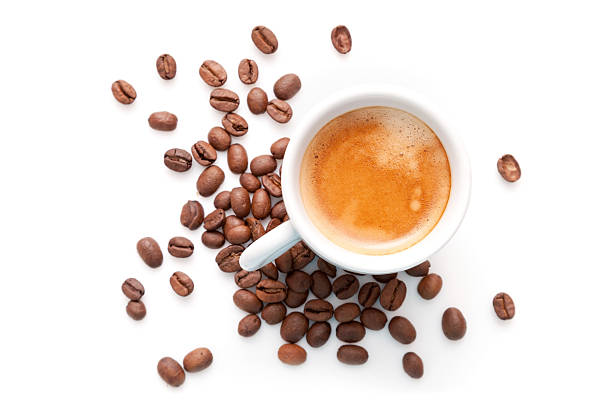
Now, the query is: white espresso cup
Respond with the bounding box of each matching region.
[240,85,471,275]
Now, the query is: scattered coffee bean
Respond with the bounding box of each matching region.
[405,260,430,277]
[196,165,225,197]
[260,262,279,280]
[331,25,352,54]
[222,113,248,136]
[332,274,359,299]
[137,237,163,268]
[267,217,282,233]
[269,202,287,221]
[148,111,178,131]
[201,231,225,249]
[270,137,289,159]
[388,316,416,344]
[157,357,185,387]
[402,352,423,379]
[208,127,231,151]
[170,271,194,297]
[311,271,332,299]
[210,88,240,112]
[493,292,515,320]
[250,155,277,177]
[238,314,261,337]
[286,270,312,293]
[306,322,331,348]
[230,187,251,218]
[251,25,278,54]
[360,307,387,330]
[417,273,443,300]
[233,289,263,314]
[291,241,315,269]
[358,282,380,308]
[239,173,261,193]
[168,236,194,258]
[280,312,308,343]
[267,99,293,123]
[256,279,287,303]
[247,87,268,114]
[380,278,406,311]
[262,173,282,197]
[223,216,245,236]
[336,321,366,343]
[183,348,213,373]
[278,343,307,365]
[226,225,251,244]
[191,141,217,167]
[238,59,258,84]
[317,258,337,278]
[273,74,301,100]
[372,273,397,283]
[111,80,136,104]
[214,190,231,210]
[251,189,271,219]
[334,303,361,323]
[337,345,368,365]
[126,300,146,320]
[180,200,204,230]
[227,144,248,174]
[262,302,287,325]
[284,289,309,308]
[199,60,227,87]
[156,54,176,80]
[497,154,521,182]
[203,208,226,231]
[304,299,333,321]
[164,148,192,172]
[246,217,265,241]
[442,307,467,340]
[216,245,244,273]
[122,278,144,301]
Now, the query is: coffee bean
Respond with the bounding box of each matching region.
[199,60,227,87]
[311,271,332,299]
[204,208,226,231]
[209,88,239,112]
[164,148,192,172]
[332,274,359,299]
[306,322,331,348]
[304,299,333,321]
[201,231,225,249]
[280,312,308,343]
[251,25,278,54]
[334,303,361,323]
[227,144,248,174]
[268,202,286,222]
[358,282,380,308]
[222,113,248,136]
[111,80,136,104]
[360,308,387,330]
[260,262,278,280]
[226,225,251,244]
[157,357,185,387]
[417,273,442,300]
[270,137,289,159]
[262,173,282,197]
[216,245,244,272]
[337,345,368,365]
[183,348,213,373]
[497,154,521,182]
[402,352,423,379]
[223,216,245,236]
[247,87,268,114]
[249,156,276,177]
[168,236,194,258]
[286,270,312,293]
[122,278,144,300]
[380,278,406,311]
[267,99,292,123]
[208,127,231,151]
[238,58,258,84]
[284,289,308,308]
[137,237,163,268]
[214,190,231,210]
[442,307,467,340]
[493,292,515,320]
[250,189,271,220]
[256,279,287,303]
[388,316,416,344]
[273,74,301,100]
[267,217,282,233]
[239,173,261,193]
[317,258,337,278]
[372,273,397,283]
[262,302,286,324]
[336,321,365,343]
[238,314,261,337]
[233,289,262,313]
[148,111,178,131]
[331,25,352,54]
[126,300,146,320]
[245,217,265,241]
[180,200,204,230]
[291,242,315,269]
[170,271,194,297]
[196,165,225,197]
[230,187,251,218]
[191,141,217,167]
[278,343,307,365]
[405,260,430,277]
[156,54,176,80]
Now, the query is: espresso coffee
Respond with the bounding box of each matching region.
[300,106,450,255]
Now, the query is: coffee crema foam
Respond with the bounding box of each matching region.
[300,106,451,255]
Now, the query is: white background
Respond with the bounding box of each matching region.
[1,0,611,406]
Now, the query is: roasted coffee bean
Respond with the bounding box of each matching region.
[196,165,225,197]
[148,111,178,131]
[262,302,287,324]
[280,312,308,343]
[250,155,277,177]
[208,127,231,151]
[267,99,292,123]
[251,25,278,54]
[403,352,423,379]
[388,316,416,344]
[111,80,136,104]
[332,274,359,300]
[337,345,368,365]
[274,250,292,273]
[191,141,217,167]
[493,292,515,320]
[331,25,352,54]
[291,242,315,269]
[270,137,289,159]
[203,208,226,231]
[201,231,225,249]
[233,289,263,313]
[157,357,185,387]
[360,308,387,330]
[199,60,227,87]
[405,260,430,277]
[267,217,282,233]
[317,258,337,278]
[216,245,244,273]
[273,74,301,100]
[442,307,467,340]
[164,148,192,172]
[358,282,380,308]
[336,321,366,343]
[238,58,258,84]
[286,270,312,293]
[284,289,308,308]
[210,88,239,112]
[183,348,213,373]
[307,322,331,348]
[311,271,332,299]
[223,216,245,236]
[226,225,251,244]
[278,343,307,365]
[372,273,397,283]
[245,217,265,241]
[168,236,194,258]
[238,314,261,337]
[417,273,442,300]
[214,190,231,210]
[497,154,521,182]
[156,54,176,80]
[247,87,268,114]
[260,262,278,280]
[256,279,287,303]
[251,189,271,219]
[126,300,146,320]
[334,303,361,323]
[230,187,251,218]
[262,173,282,197]
[170,271,194,297]
[239,173,261,192]
[304,299,333,322]
[122,278,144,301]
[137,237,163,268]
[222,113,248,136]
[227,144,248,174]
[180,200,204,229]
[380,278,407,311]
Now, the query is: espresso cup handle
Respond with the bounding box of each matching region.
[239,221,301,271]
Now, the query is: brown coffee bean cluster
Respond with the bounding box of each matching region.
[157,347,213,387]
